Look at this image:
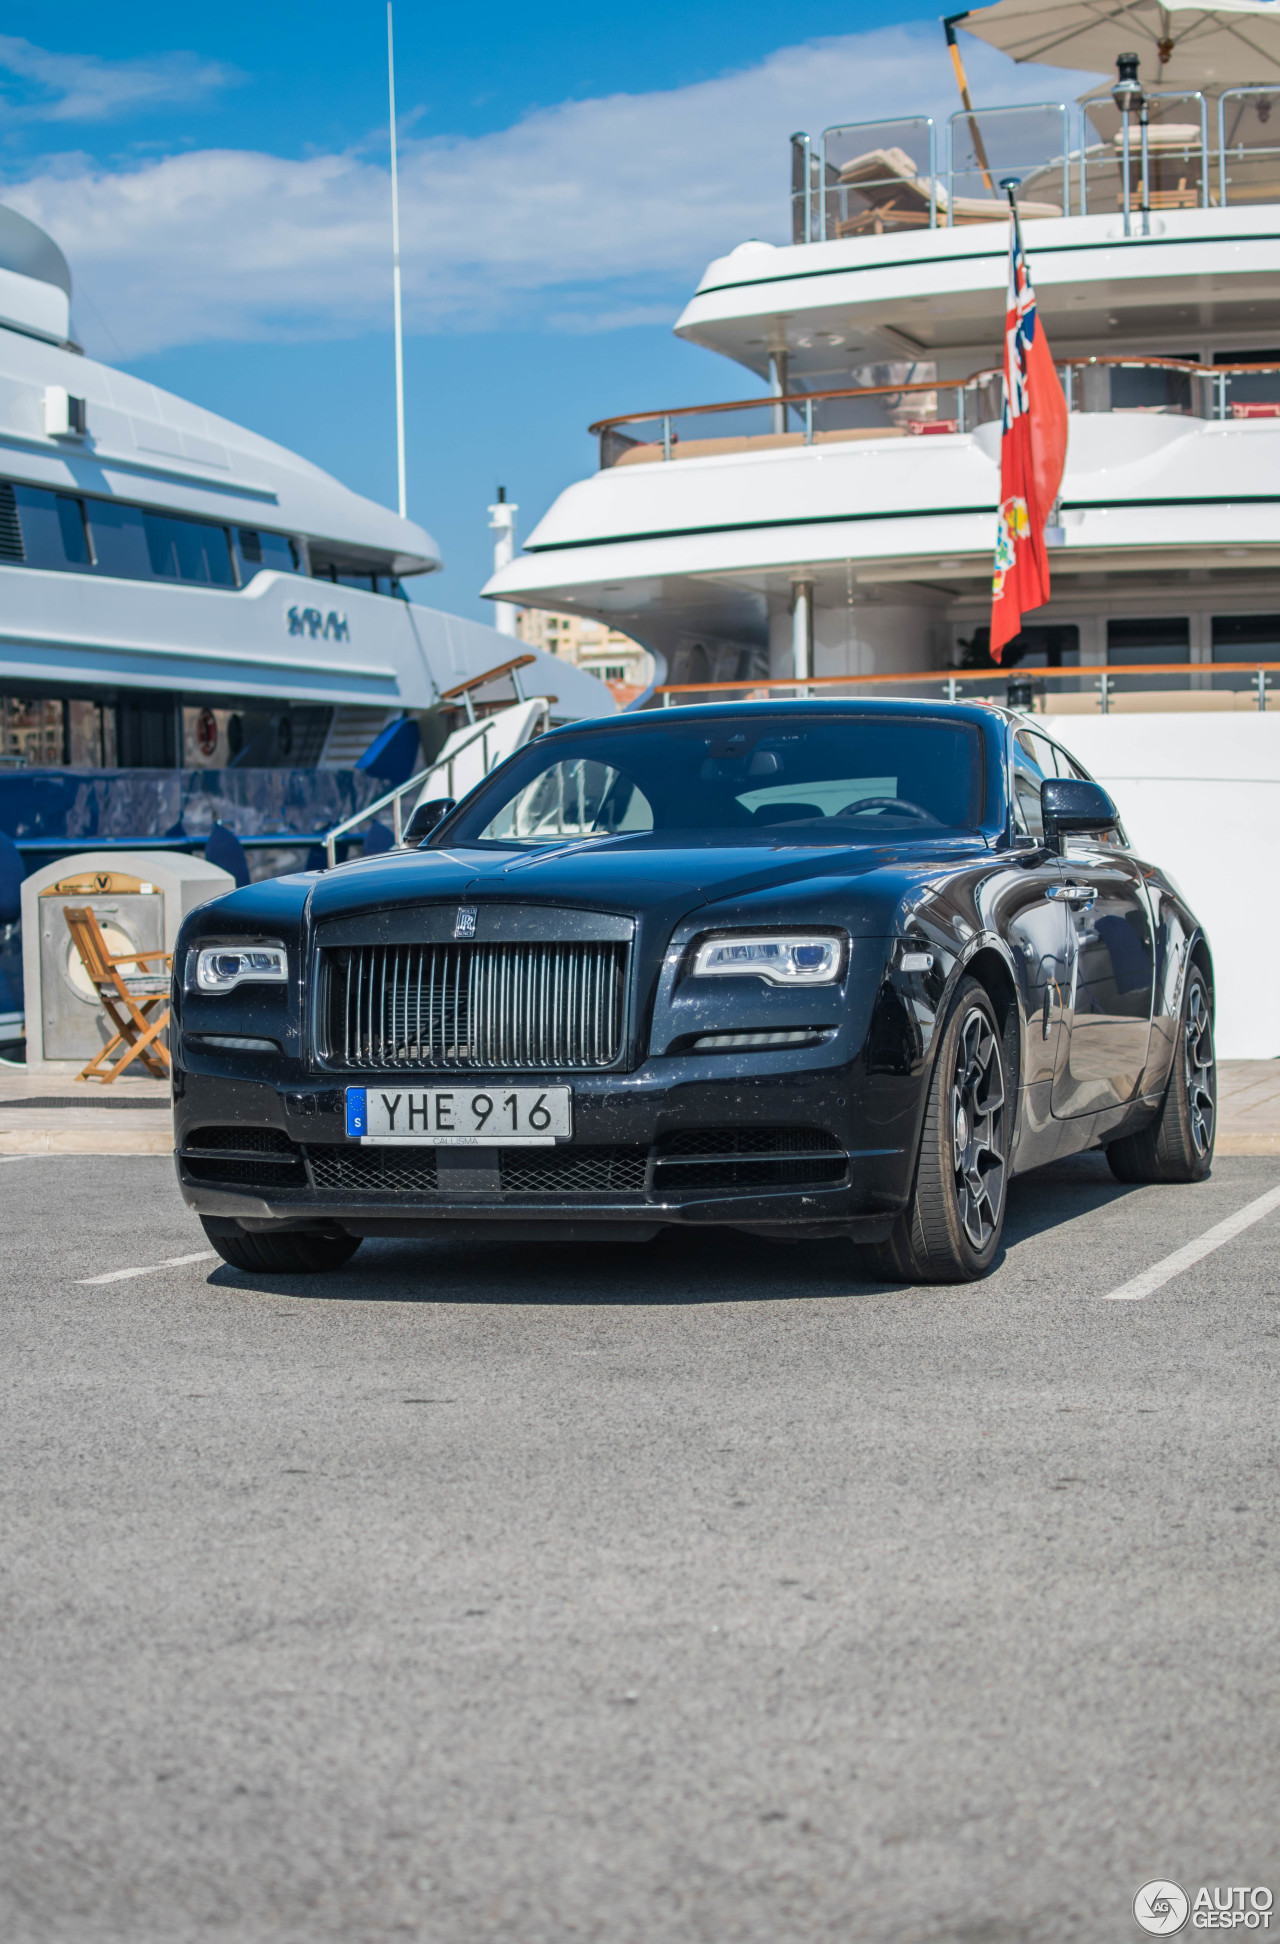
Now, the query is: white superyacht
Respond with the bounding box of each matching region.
[0,202,605,779]
[485,24,1280,1056]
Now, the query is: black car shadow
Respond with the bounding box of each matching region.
[204,1151,1161,1307]
[1002,1147,1151,1240]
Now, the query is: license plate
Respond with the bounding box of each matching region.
[346,1085,572,1146]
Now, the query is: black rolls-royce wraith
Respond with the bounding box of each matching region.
[173,699,1216,1283]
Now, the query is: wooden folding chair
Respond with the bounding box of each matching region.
[63,906,173,1084]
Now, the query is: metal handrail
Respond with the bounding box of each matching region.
[321,702,550,866]
[790,93,1232,227]
[589,371,996,437]
[1218,85,1280,208]
[590,354,1280,453]
[653,662,1279,715]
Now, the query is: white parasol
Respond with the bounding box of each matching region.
[950,0,1280,88]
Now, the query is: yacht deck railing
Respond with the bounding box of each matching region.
[791,87,1280,240]
[653,665,1280,714]
[590,357,1280,468]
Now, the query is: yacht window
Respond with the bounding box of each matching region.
[8,484,92,570]
[1212,613,1280,660]
[87,501,154,580]
[1107,618,1190,665]
[143,511,236,587]
[237,527,301,576]
[0,696,64,766]
[116,696,177,768]
[67,700,108,768]
[956,623,1078,668]
[310,553,403,597]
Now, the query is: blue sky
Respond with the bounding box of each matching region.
[0,3,1085,621]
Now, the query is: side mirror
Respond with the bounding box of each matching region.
[403,797,457,845]
[1041,776,1119,851]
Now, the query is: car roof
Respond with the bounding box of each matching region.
[554,696,1012,735]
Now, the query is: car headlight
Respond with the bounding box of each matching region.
[193,944,288,992]
[690,932,845,986]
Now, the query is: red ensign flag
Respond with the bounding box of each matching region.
[990,208,1068,664]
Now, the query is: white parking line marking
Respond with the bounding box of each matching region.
[1102,1184,1280,1302]
[78,1251,217,1286]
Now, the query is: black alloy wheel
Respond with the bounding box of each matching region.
[863,974,1010,1284]
[1106,963,1216,1184]
[199,1218,363,1275]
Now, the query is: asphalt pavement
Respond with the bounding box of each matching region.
[2,1152,1278,1944]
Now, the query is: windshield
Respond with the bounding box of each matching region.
[443,714,986,849]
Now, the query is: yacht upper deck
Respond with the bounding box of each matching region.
[677,88,1280,374]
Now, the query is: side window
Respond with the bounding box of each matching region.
[87,500,152,580]
[12,484,92,570]
[1027,731,1064,779]
[1011,729,1049,838]
[142,511,236,587]
[1038,736,1128,848]
[237,528,301,579]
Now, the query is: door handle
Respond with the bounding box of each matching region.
[1046,883,1097,907]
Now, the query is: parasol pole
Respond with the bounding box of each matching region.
[944,14,996,196]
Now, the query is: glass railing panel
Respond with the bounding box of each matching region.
[1063,358,1215,417]
[947,104,1069,221]
[810,374,938,437]
[1078,89,1208,217]
[1211,617,1280,701]
[818,117,937,239]
[1216,358,1280,419]
[1218,89,1280,207]
[660,404,788,454]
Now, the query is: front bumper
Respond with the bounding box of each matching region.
[173,1057,923,1242]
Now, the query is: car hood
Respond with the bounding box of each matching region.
[305,831,991,930]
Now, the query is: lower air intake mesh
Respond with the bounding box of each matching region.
[499,1146,648,1194]
[653,1126,846,1191]
[182,1125,307,1186]
[305,1146,439,1193]
[656,1126,842,1158]
[187,1125,299,1154]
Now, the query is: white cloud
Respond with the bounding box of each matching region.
[1,25,1101,357]
[0,34,236,123]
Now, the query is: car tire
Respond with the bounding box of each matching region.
[200,1218,362,1275]
[862,975,1010,1284]
[1105,964,1215,1185]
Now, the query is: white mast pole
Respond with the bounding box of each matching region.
[387,1,407,520]
[488,487,519,637]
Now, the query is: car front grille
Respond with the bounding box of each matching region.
[318,941,628,1071]
[180,1124,846,1199]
